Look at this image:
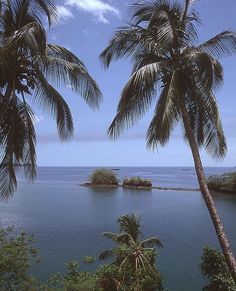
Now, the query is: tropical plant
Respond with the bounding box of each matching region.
[0,227,41,290]
[99,213,163,290]
[0,0,102,199]
[123,176,152,188]
[100,0,236,281]
[90,168,119,185]
[47,260,98,290]
[200,247,236,291]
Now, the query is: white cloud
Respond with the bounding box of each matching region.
[57,5,74,20]
[64,0,120,24]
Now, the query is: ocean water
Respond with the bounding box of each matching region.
[0,167,235,291]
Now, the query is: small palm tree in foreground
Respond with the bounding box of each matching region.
[99,213,163,290]
[100,0,236,281]
[0,0,102,199]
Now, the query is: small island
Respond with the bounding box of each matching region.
[80,169,199,192]
[83,168,119,187]
[123,176,152,189]
[207,172,236,195]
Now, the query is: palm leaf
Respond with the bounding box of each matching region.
[33,70,74,141]
[141,237,163,248]
[100,26,144,68]
[146,71,180,148]
[198,30,236,59]
[108,62,161,139]
[43,45,102,109]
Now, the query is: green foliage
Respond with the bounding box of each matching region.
[99,213,163,290]
[0,227,41,290]
[0,214,163,290]
[47,260,98,290]
[200,247,236,290]
[90,169,119,185]
[123,176,152,187]
[207,172,236,194]
[83,255,96,265]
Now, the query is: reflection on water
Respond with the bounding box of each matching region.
[0,167,235,291]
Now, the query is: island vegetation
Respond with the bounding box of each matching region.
[123,177,152,189]
[207,172,236,194]
[89,169,119,186]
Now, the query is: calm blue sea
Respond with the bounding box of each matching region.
[0,167,235,291]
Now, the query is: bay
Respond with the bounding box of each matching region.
[0,167,235,290]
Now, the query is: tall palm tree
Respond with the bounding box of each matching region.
[0,0,102,199]
[100,0,236,281]
[99,213,163,290]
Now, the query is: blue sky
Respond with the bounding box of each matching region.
[35,0,236,167]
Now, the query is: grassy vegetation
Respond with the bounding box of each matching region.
[207,172,236,194]
[123,177,152,188]
[89,169,119,185]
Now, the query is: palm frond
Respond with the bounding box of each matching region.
[33,70,74,141]
[203,93,227,158]
[146,71,181,148]
[5,21,47,55]
[141,237,163,248]
[100,26,144,68]
[198,30,236,59]
[118,213,142,242]
[0,96,36,199]
[0,158,17,200]
[43,45,102,109]
[108,62,161,139]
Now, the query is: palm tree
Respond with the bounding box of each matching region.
[99,213,163,290]
[0,0,102,199]
[100,0,236,282]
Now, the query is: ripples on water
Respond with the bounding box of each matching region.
[0,167,235,291]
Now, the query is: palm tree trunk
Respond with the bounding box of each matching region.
[181,102,236,283]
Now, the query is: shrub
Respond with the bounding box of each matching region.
[200,247,236,290]
[0,227,41,290]
[207,172,236,194]
[123,176,152,188]
[90,169,119,185]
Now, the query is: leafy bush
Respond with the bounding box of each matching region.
[47,260,99,290]
[123,176,152,188]
[90,169,119,185]
[200,247,236,291]
[0,227,41,290]
[207,172,236,194]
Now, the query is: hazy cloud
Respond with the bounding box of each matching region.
[56,5,74,20]
[63,0,120,24]
[37,132,146,144]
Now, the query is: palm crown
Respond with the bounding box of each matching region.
[101,0,236,158]
[0,0,102,199]
[99,213,162,268]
